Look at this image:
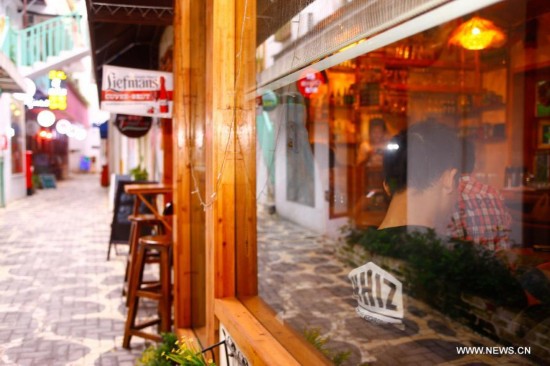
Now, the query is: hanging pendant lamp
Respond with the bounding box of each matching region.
[449,16,506,50]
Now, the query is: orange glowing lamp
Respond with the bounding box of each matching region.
[38,130,53,140]
[449,16,506,50]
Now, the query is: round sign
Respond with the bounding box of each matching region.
[262,90,278,112]
[114,114,153,138]
[56,119,72,135]
[37,110,56,127]
[297,71,324,98]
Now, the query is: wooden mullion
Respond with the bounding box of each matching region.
[205,0,237,347]
[172,0,192,329]
[189,0,208,346]
[235,0,258,297]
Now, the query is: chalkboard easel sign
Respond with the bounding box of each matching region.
[39,174,57,189]
[107,180,156,260]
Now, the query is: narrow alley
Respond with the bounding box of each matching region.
[0,174,147,365]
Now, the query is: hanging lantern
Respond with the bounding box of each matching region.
[449,16,506,50]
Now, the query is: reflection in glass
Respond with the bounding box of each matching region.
[253,1,550,364]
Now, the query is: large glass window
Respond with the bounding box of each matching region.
[252,1,550,364]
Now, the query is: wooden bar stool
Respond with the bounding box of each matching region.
[123,214,164,298]
[123,234,172,349]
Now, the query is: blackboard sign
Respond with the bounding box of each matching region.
[107,180,156,260]
[39,174,57,188]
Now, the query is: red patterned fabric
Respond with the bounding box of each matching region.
[449,175,512,250]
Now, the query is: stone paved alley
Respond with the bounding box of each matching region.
[0,174,146,365]
[0,174,540,366]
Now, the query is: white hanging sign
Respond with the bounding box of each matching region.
[100,65,173,118]
[349,261,404,325]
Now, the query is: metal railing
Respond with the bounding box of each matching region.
[0,18,19,62]
[0,13,84,67]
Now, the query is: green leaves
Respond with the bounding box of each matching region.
[344,227,527,315]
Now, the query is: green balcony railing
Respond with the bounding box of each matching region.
[0,13,84,68]
[0,18,19,62]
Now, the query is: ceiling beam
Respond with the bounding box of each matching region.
[88,3,173,25]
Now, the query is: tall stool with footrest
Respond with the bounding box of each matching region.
[122,234,172,348]
[123,214,164,298]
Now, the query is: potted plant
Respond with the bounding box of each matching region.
[130,158,148,181]
[138,333,216,366]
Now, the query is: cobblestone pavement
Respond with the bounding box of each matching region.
[258,211,536,366]
[0,174,151,366]
[0,174,539,365]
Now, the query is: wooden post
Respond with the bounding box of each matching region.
[189,0,208,343]
[205,0,237,346]
[173,0,257,350]
[172,0,192,329]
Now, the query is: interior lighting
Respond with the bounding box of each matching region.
[387,143,399,151]
[37,110,56,127]
[38,130,54,140]
[448,16,506,50]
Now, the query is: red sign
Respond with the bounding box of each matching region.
[114,114,153,138]
[297,72,324,98]
[0,134,7,150]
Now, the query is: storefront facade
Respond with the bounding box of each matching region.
[25,73,91,180]
[168,0,550,365]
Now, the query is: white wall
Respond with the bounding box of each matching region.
[1,0,23,28]
[273,103,328,234]
[107,116,161,182]
[0,94,27,204]
[265,96,349,238]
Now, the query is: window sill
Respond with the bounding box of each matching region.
[215,297,331,366]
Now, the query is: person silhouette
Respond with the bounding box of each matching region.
[448,137,512,251]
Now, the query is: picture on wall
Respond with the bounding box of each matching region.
[536,80,550,117]
[538,120,550,149]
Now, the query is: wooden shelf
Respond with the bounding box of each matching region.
[330,104,354,109]
[477,103,506,112]
[380,57,476,70]
[383,82,479,94]
[330,66,355,74]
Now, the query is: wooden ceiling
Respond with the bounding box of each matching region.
[85,0,173,90]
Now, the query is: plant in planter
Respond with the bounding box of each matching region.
[138,333,215,366]
[138,333,178,366]
[130,161,148,181]
[163,336,215,366]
